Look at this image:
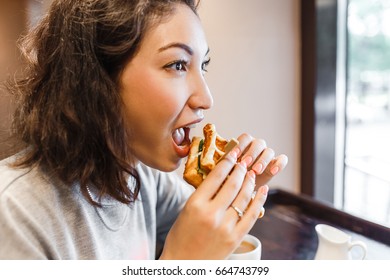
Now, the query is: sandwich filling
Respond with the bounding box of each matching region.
[196,139,207,178]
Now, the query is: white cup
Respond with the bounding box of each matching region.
[228,234,262,260]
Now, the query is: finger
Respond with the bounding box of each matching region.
[225,170,256,222]
[196,147,240,199]
[236,185,269,234]
[250,147,275,175]
[235,133,254,158]
[213,159,248,208]
[256,154,288,186]
[238,138,267,169]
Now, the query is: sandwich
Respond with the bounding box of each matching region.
[183,123,238,188]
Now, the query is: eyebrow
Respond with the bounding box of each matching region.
[158,42,210,57]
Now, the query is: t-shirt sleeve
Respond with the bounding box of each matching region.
[0,192,48,260]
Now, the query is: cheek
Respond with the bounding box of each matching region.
[155,91,184,115]
[120,63,190,124]
[141,79,188,119]
[122,77,187,129]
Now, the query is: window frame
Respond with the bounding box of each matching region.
[300,0,347,206]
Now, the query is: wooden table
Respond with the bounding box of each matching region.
[249,189,390,260]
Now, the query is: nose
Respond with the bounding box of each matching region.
[188,74,213,110]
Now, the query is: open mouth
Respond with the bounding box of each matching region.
[172,126,191,147]
[171,119,202,158]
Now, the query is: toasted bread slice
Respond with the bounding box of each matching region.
[200,123,228,173]
[183,137,204,188]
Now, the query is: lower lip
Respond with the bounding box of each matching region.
[172,139,191,158]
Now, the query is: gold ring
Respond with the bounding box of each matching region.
[231,205,244,220]
[258,207,265,219]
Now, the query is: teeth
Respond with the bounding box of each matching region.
[172,128,185,146]
[172,123,196,146]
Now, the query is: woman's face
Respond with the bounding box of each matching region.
[120,4,213,172]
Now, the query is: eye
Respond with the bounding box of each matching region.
[164,60,188,72]
[202,57,211,73]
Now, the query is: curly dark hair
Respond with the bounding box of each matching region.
[8,0,198,206]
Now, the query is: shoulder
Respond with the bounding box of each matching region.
[0,155,81,259]
[0,154,71,208]
[0,155,37,196]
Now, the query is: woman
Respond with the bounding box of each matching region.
[0,0,288,259]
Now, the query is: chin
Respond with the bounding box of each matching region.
[144,157,182,173]
[160,159,182,172]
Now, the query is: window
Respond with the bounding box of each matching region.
[301,0,390,228]
[344,0,390,226]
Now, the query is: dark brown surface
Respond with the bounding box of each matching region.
[249,189,390,260]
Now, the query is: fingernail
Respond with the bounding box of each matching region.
[240,155,253,169]
[229,147,240,160]
[251,162,263,174]
[270,166,279,175]
[260,185,269,196]
[248,170,256,181]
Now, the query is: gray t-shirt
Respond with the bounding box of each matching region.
[0,155,193,259]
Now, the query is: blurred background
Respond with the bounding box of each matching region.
[0,0,388,228]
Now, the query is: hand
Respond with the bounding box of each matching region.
[235,133,288,187]
[159,133,288,259]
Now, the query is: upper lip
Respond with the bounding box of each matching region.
[179,117,204,129]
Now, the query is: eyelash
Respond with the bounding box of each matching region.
[165,60,188,72]
[202,58,211,72]
[164,58,211,73]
